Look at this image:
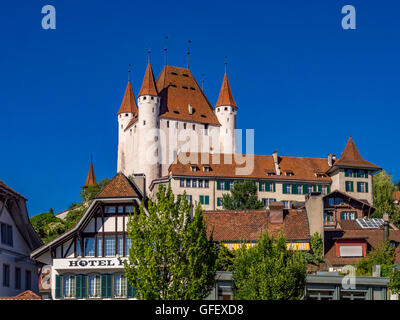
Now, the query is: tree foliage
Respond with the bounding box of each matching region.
[232,232,307,300]
[124,184,218,300]
[356,241,395,276]
[372,171,400,227]
[222,180,264,210]
[216,243,236,271]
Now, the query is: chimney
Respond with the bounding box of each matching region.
[188,104,193,115]
[383,212,389,242]
[332,153,336,160]
[269,202,284,224]
[328,153,332,167]
[305,192,324,243]
[272,150,281,176]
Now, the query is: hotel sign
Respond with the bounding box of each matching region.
[53,257,128,270]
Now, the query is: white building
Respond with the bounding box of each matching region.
[31,173,145,300]
[0,181,42,297]
[117,61,237,196]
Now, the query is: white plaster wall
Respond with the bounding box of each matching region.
[215,105,237,154]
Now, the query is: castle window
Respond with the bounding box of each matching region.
[357,182,368,193]
[192,179,197,187]
[224,107,228,111]
[180,179,184,187]
[193,124,195,130]
[167,121,169,128]
[151,96,154,100]
[186,179,191,187]
[125,113,128,117]
[217,108,220,112]
[143,96,147,100]
[175,122,178,129]
[345,169,354,177]
[204,124,208,136]
[121,125,123,129]
[227,117,229,122]
[184,123,187,129]
[199,180,203,188]
[345,181,354,192]
[152,108,154,113]
[143,120,146,125]
[205,180,209,188]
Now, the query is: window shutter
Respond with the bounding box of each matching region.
[365,183,368,193]
[127,279,135,298]
[313,185,317,192]
[351,181,354,192]
[200,195,204,204]
[81,275,87,298]
[107,274,112,298]
[353,170,358,178]
[357,182,361,192]
[292,184,297,194]
[340,212,344,220]
[303,185,307,194]
[205,196,209,205]
[283,184,287,194]
[327,185,331,194]
[101,274,107,298]
[55,275,62,299]
[76,275,82,298]
[273,183,276,192]
[355,212,358,219]
[259,182,262,192]
[365,171,368,178]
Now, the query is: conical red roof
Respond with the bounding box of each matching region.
[83,156,96,187]
[118,80,138,115]
[215,73,236,107]
[334,137,381,170]
[138,62,158,97]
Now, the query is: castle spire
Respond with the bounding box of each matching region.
[215,72,237,108]
[138,61,158,97]
[117,72,138,115]
[83,153,96,188]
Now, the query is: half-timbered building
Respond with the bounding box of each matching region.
[30,173,145,300]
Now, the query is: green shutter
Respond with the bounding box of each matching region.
[224,181,229,190]
[76,275,82,298]
[101,274,107,298]
[200,195,204,204]
[357,182,361,192]
[303,185,307,194]
[55,275,62,299]
[365,183,368,193]
[107,274,112,298]
[327,185,331,194]
[283,184,287,194]
[351,181,354,192]
[292,184,297,194]
[127,279,135,298]
[273,183,276,192]
[259,182,262,192]
[317,185,322,192]
[81,275,87,298]
[340,212,344,220]
[205,196,209,205]
[313,185,317,192]
[355,212,358,219]
[365,171,368,178]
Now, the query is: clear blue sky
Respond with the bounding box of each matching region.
[1,0,399,216]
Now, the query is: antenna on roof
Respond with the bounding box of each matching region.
[224,56,228,74]
[164,36,168,66]
[128,64,131,81]
[187,40,192,69]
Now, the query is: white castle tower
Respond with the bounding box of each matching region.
[137,61,161,194]
[117,75,138,173]
[214,72,237,154]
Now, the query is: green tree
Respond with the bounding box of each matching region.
[222,180,264,210]
[372,171,399,224]
[30,210,66,241]
[124,184,218,300]
[356,241,395,276]
[216,244,236,271]
[232,232,307,300]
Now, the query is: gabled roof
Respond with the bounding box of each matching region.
[95,172,142,199]
[83,155,96,187]
[323,189,375,210]
[332,137,381,170]
[138,62,158,97]
[168,152,332,182]
[203,209,310,242]
[156,66,220,125]
[118,80,138,115]
[215,73,237,107]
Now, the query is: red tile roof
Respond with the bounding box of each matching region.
[169,152,332,182]
[118,80,138,115]
[332,137,381,170]
[138,62,158,97]
[95,173,141,199]
[215,73,236,107]
[203,209,310,242]
[156,66,220,125]
[0,290,42,300]
[0,180,26,200]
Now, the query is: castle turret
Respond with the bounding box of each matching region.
[137,61,160,194]
[83,153,96,188]
[215,72,237,154]
[117,77,138,173]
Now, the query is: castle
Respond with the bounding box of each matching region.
[117,60,237,196]
[114,57,381,209]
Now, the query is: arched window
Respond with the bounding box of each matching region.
[88,274,101,298]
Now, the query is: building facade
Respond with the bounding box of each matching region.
[31,174,144,300]
[0,181,42,297]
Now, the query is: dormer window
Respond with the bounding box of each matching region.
[203,166,211,172]
[315,172,326,178]
[190,165,198,172]
[285,171,294,177]
[266,171,275,176]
